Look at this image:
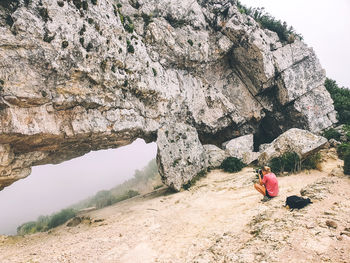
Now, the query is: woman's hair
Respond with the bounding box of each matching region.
[262,166,271,173]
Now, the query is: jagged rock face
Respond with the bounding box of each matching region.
[156,123,206,191]
[0,0,337,190]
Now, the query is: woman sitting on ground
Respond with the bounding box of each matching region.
[254,166,279,201]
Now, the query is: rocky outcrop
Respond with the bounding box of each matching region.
[300,177,335,200]
[203,144,227,169]
[0,0,337,190]
[223,134,259,164]
[258,128,328,164]
[156,123,206,191]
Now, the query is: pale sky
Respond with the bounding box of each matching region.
[240,0,350,88]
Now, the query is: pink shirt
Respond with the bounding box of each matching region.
[262,172,279,197]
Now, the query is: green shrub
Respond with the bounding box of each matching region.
[117,9,134,33]
[220,157,245,173]
[17,221,37,235]
[87,189,139,209]
[322,128,342,141]
[114,189,140,202]
[269,152,300,175]
[141,13,153,27]
[343,125,350,141]
[301,152,322,170]
[34,215,49,232]
[325,78,350,125]
[236,1,302,43]
[93,190,117,209]
[61,41,69,49]
[47,208,76,229]
[126,189,140,198]
[344,150,350,175]
[153,184,163,190]
[152,68,157,77]
[124,23,134,33]
[17,209,76,235]
[337,143,350,160]
[126,39,135,53]
[343,125,350,133]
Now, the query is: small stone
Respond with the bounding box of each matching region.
[306,223,315,229]
[324,211,336,216]
[328,138,340,147]
[326,220,338,229]
[340,231,350,237]
[328,167,344,177]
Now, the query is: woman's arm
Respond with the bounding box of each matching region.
[258,173,263,185]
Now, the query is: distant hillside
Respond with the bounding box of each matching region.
[17,159,162,235]
[71,159,162,210]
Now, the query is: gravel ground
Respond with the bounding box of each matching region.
[1,150,349,263]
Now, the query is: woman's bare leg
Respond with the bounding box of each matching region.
[254,183,266,196]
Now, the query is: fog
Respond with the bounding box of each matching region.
[0,139,157,235]
[240,0,350,88]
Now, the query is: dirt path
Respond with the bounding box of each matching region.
[1,154,349,263]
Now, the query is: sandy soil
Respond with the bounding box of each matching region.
[0,150,349,263]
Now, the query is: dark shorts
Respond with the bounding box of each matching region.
[266,190,272,198]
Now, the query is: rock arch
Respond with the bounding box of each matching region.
[0,0,336,191]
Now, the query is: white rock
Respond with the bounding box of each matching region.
[203,144,227,169]
[224,134,258,164]
[258,128,327,164]
[156,123,206,191]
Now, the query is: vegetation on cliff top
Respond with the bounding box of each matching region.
[325,78,350,125]
[344,150,350,175]
[323,78,350,174]
[236,0,302,43]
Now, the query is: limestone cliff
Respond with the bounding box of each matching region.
[0,0,337,191]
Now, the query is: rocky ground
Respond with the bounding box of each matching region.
[0,149,349,263]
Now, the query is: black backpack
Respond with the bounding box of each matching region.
[285,195,312,210]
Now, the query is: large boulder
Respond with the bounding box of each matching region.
[203,144,227,169]
[156,123,206,191]
[223,134,259,164]
[258,128,328,164]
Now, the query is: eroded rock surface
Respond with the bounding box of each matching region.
[0,0,337,190]
[258,128,328,165]
[203,144,227,169]
[224,134,259,164]
[156,123,206,191]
